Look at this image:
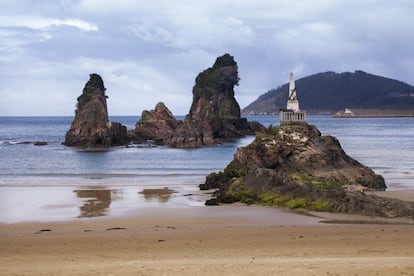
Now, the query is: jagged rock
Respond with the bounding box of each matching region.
[129,102,180,144]
[200,123,414,218]
[64,74,128,148]
[129,54,265,148]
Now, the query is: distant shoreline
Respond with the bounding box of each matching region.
[333,109,414,118]
[333,114,414,118]
[243,109,414,118]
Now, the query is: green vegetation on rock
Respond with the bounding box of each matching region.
[257,192,332,211]
[224,177,256,204]
[292,173,347,189]
[77,74,106,109]
[256,125,280,140]
[224,165,248,178]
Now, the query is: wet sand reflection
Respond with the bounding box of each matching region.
[74,188,121,218]
[139,188,176,202]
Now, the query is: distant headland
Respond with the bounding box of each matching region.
[242,70,414,116]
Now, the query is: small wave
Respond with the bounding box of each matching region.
[0,140,18,145]
[0,140,46,146]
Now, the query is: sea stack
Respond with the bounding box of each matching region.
[184,53,264,141]
[64,74,128,148]
[129,54,265,148]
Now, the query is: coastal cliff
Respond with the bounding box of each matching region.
[129,54,265,148]
[64,74,128,148]
[201,123,414,218]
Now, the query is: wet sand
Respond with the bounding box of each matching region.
[374,189,414,202]
[1,202,414,275]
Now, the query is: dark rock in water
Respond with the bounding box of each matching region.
[201,123,414,218]
[129,54,265,148]
[64,74,128,148]
[33,141,48,146]
[17,141,32,145]
[205,198,219,206]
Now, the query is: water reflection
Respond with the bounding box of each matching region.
[74,188,121,218]
[139,188,176,202]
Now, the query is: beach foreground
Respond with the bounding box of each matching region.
[1,205,414,275]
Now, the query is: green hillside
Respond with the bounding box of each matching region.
[242,71,414,114]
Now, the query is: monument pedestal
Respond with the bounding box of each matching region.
[287,99,300,112]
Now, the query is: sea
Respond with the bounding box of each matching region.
[0,115,413,223]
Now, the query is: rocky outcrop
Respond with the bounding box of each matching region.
[187,53,241,121]
[201,123,414,218]
[129,54,265,148]
[128,102,217,147]
[129,102,180,144]
[64,74,128,148]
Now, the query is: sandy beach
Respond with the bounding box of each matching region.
[1,196,414,276]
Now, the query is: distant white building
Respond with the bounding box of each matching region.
[280,72,307,125]
[344,108,354,115]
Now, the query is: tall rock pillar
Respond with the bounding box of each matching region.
[64,73,127,148]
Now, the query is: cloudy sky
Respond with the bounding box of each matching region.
[1,0,413,116]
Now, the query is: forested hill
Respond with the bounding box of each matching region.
[242,71,414,114]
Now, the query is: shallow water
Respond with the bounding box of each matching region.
[0,115,413,223]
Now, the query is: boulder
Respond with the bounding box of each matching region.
[64,74,128,148]
[129,102,181,144]
[200,123,414,218]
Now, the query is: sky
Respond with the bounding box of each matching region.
[1,0,413,116]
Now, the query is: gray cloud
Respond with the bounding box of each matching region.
[0,0,413,115]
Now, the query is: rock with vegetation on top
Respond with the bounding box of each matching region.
[64,73,128,148]
[129,54,265,148]
[201,123,414,218]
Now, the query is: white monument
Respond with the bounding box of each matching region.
[287,72,300,112]
[280,72,306,124]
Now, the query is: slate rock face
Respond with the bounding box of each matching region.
[64,74,127,148]
[129,54,265,148]
[201,123,414,218]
